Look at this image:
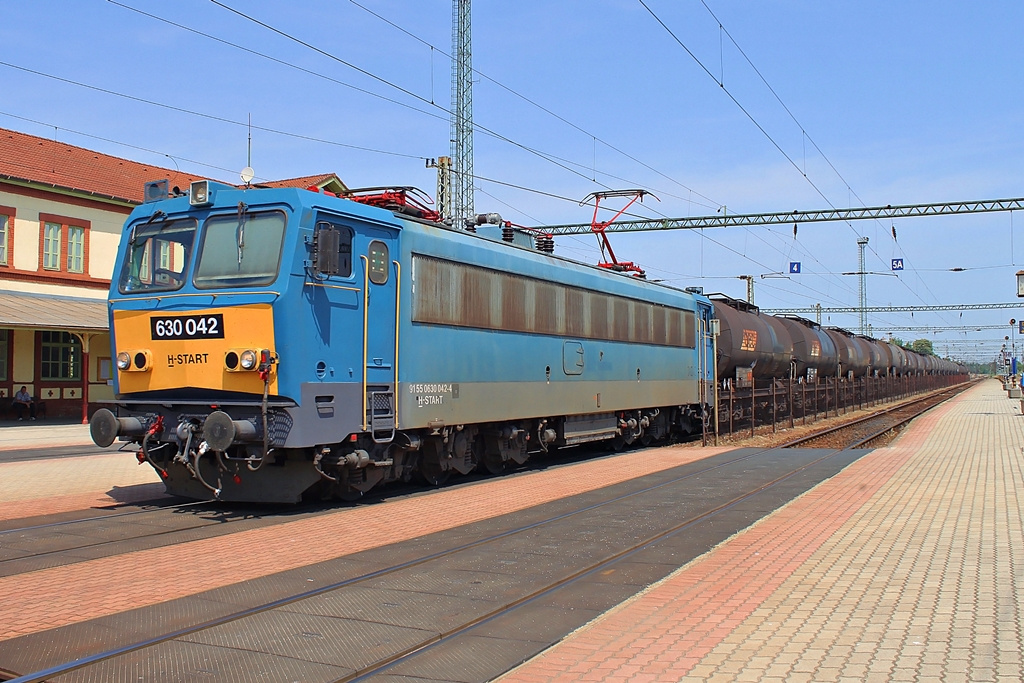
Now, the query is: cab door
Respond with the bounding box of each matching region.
[361,235,398,442]
[697,301,715,405]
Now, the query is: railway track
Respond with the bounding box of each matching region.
[0,498,352,579]
[1,383,969,682]
[780,382,974,450]
[1,442,900,682]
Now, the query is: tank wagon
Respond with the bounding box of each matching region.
[711,295,965,383]
[709,295,966,434]
[90,181,716,502]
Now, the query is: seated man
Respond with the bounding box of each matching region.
[13,386,36,421]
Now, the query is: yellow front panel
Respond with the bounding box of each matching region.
[113,304,277,395]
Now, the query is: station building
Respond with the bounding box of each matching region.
[0,126,346,421]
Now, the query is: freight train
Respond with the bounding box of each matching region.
[90,181,965,503]
[711,295,965,385]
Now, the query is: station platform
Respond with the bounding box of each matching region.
[0,378,1018,682]
[499,377,1023,682]
[0,420,95,451]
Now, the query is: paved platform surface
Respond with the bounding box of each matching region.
[500,377,1023,682]
[0,421,164,520]
[0,378,1017,683]
[0,421,94,451]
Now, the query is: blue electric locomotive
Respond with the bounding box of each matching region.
[90,181,717,502]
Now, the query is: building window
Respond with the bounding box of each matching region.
[159,241,171,270]
[40,331,81,381]
[0,215,8,266]
[0,329,8,382]
[38,214,90,276]
[43,222,61,270]
[68,225,85,273]
[0,206,14,267]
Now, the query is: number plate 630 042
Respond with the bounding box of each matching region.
[150,314,225,340]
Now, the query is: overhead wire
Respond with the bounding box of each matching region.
[0,61,428,161]
[645,0,959,331]
[15,2,990,339]
[106,0,871,300]
[345,0,721,210]
[204,0,617,192]
[0,110,251,180]
[106,0,722,222]
[695,0,962,330]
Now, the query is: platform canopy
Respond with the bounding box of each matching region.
[0,290,108,332]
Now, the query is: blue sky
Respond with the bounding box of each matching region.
[3,1,1023,363]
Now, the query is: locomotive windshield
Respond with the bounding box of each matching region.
[118,217,197,294]
[193,210,287,289]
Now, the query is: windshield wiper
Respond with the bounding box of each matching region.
[236,202,248,265]
[130,209,166,247]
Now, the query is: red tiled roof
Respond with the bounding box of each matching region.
[258,174,349,193]
[0,127,209,204]
[259,174,331,188]
[0,127,346,204]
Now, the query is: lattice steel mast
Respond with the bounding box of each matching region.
[857,237,869,334]
[536,197,1024,234]
[451,0,474,224]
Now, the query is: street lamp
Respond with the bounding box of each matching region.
[1011,319,1018,376]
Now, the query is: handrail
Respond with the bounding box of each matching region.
[359,255,370,432]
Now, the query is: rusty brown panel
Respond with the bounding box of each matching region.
[566,288,585,337]
[535,282,559,335]
[461,266,492,328]
[632,301,650,343]
[590,293,609,339]
[668,309,682,346]
[682,310,696,348]
[613,299,629,341]
[503,275,526,331]
[653,306,667,344]
[412,255,698,349]
[412,256,457,324]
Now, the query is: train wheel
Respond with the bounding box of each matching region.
[420,458,451,486]
[481,450,504,475]
[418,438,451,486]
[339,487,364,502]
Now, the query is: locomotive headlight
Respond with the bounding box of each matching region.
[225,349,261,372]
[189,180,210,206]
[116,350,152,372]
[239,349,258,370]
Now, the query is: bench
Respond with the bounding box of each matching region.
[0,396,47,420]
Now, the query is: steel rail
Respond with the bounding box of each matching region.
[779,383,970,450]
[4,443,833,683]
[5,384,973,681]
[340,444,872,682]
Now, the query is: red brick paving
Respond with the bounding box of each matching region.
[500,379,1022,682]
[0,446,723,640]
